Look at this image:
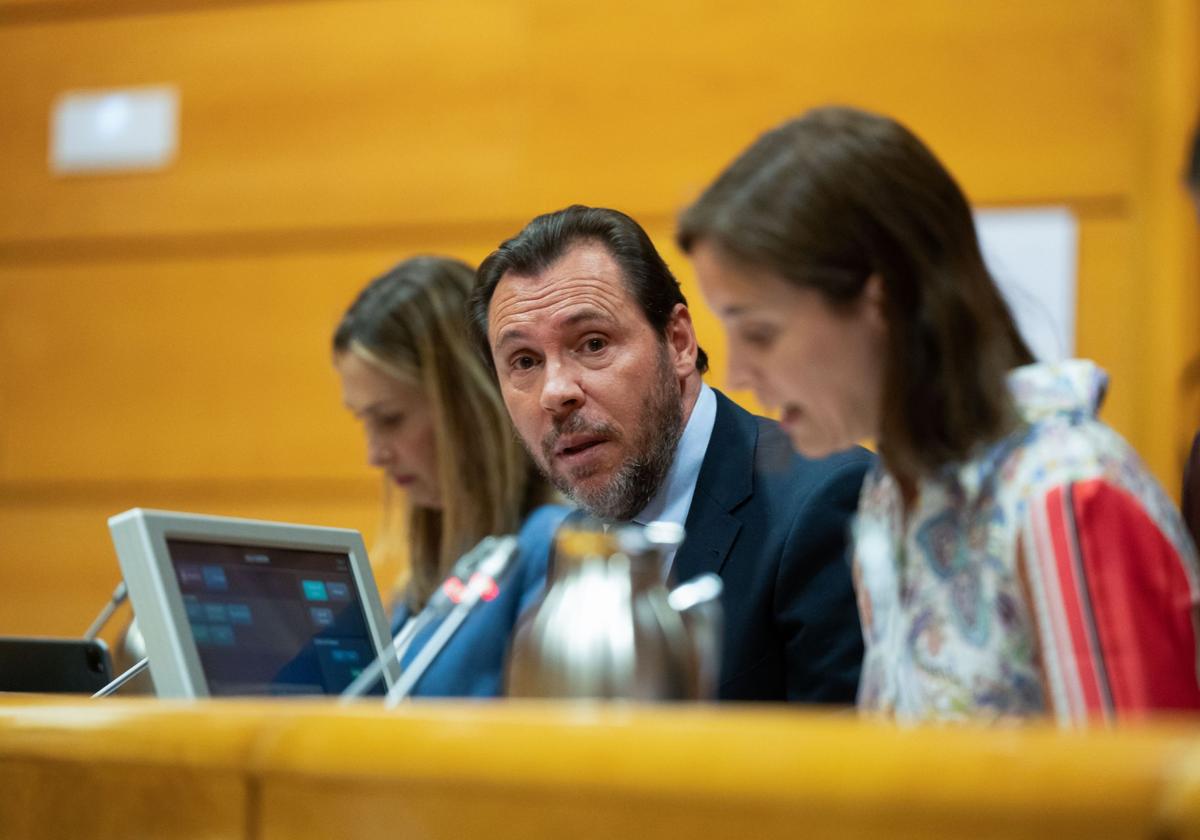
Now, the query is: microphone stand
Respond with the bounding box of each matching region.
[92,657,148,698]
[383,535,518,708]
[339,536,499,702]
[83,581,128,641]
[81,579,146,698]
[337,613,424,702]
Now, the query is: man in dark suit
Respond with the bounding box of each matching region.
[468,205,870,702]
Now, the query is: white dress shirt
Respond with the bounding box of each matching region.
[633,383,718,577]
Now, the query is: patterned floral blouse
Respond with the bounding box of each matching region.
[853,360,1200,724]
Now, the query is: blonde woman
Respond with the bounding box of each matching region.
[334,256,564,697]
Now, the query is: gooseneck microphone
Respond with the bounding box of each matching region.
[83,580,128,641]
[340,535,506,701]
[81,579,146,697]
[383,535,518,708]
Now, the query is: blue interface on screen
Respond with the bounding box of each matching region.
[167,539,379,696]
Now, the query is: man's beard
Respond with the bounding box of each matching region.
[531,348,684,522]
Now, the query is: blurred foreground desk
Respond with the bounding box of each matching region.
[2,696,1200,840]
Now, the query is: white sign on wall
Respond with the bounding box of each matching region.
[50,86,179,175]
[974,206,1078,363]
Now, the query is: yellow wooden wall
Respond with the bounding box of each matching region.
[1,0,1196,640]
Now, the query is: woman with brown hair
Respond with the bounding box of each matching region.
[678,106,1200,724]
[333,255,564,697]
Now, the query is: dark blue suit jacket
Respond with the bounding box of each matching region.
[675,390,870,702]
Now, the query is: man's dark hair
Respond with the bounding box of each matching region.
[469,205,708,374]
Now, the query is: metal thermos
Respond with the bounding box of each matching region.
[506,516,723,700]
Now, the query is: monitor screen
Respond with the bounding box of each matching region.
[167,539,378,696]
[110,508,396,698]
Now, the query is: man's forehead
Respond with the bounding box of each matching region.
[498,241,627,302]
[487,243,638,338]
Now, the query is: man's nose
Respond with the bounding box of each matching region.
[539,358,585,416]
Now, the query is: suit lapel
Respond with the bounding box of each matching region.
[671,391,756,583]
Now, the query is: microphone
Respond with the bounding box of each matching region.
[83,580,128,641]
[383,535,519,708]
[339,535,503,701]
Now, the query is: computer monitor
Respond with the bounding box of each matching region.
[108,508,399,698]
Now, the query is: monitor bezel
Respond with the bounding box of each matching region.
[108,507,399,698]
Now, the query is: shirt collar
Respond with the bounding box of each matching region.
[633,383,718,528]
[946,359,1107,502]
[1007,359,1108,423]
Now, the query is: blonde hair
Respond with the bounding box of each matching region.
[334,256,552,608]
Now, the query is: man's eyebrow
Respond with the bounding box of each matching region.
[562,307,617,328]
[493,307,617,354]
[493,327,530,354]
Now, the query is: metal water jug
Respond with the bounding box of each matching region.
[506,516,723,700]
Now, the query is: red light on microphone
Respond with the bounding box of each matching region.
[468,572,500,602]
[441,577,466,604]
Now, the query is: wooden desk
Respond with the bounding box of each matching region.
[1,696,1199,840]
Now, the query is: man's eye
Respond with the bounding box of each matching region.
[511,354,537,371]
[583,337,607,353]
[376,414,404,429]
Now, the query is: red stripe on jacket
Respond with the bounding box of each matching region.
[1044,480,1200,717]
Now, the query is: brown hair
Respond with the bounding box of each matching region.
[334,256,553,608]
[678,106,1033,482]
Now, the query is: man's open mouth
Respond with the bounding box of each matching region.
[556,437,607,458]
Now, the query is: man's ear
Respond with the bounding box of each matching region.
[664,303,699,376]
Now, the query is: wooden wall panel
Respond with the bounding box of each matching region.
[524,1,1137,214]
[0,1,533,241]
[1129,0,1200,492]
[0,0,1136,245]
[1,247,433,482]
[1073,215,1139,445]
